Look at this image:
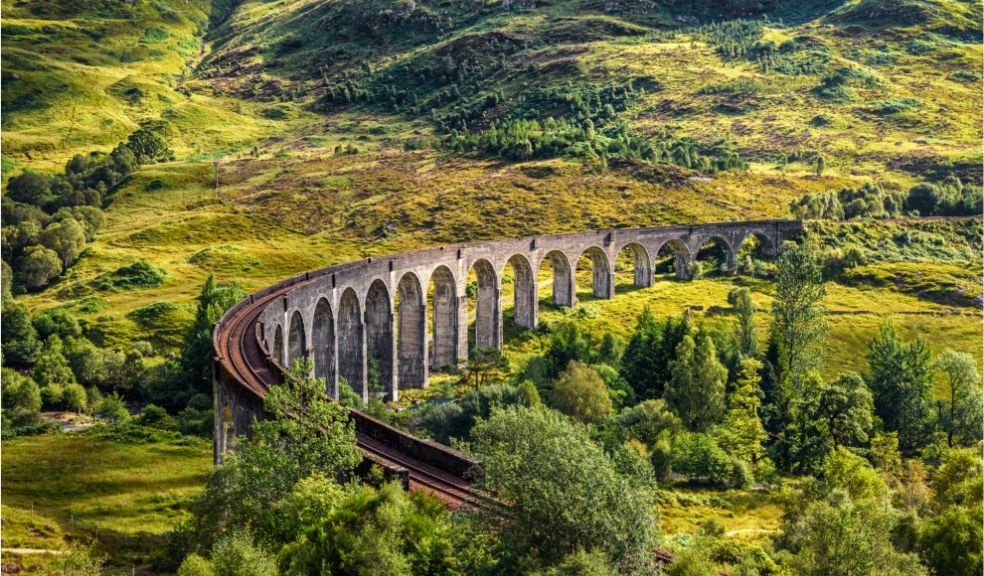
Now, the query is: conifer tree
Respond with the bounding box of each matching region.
[667,328,727,432]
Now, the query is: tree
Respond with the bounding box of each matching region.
[32,336,77,389]
[1,303,42,365]
[210,531,277,576]
[63,382,88,415]
[545,322,591,380]
[815,154,825,177]
[619,309,689,399]
[866,321,935,454]
[823,447,888,503]
[615,399,681,447]
[177,554,214,576]
[778,490,926,576]
[934,348,983,447]
[715,358,766,465]
[183,359,361,551]
[7,171,53,207]
[671,432,733,483]
[464,347,509,388]
[1,368,42,427]
[728,287,758,357]
[470,406,657,571]
[18,244,62,290]
[279,482,459,576]
[771,243,826,393]
[127,128,174,163]
[39,217,86,268]
[918,507,982,576]
[818,372,873,448]
[551,361,612,425]
[904,183,938,216]
[181,275,245,396]
[666,328,727,432]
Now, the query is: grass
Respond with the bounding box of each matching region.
[1,428,212,572]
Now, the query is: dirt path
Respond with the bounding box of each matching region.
[1,547,66,555]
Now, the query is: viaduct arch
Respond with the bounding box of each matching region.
[212,219,801,470]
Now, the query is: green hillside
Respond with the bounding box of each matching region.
[2,2,982,572]
[2,0,980,370]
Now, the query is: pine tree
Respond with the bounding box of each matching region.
[717,357,767,465]
[667,328,727,432]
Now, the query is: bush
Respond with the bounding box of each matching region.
[671,432,733,484]
[177,554,214,576]
[210,531,277,576]
[94,260,167,290]
[650,432,673,483]
[97,392,129,423]
[1,368,42,426]
[138,404,171,427]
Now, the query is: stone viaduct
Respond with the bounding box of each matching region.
[213,219,802,467]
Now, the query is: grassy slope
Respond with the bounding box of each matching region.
[2,2,981,567]
[1,430,212,572]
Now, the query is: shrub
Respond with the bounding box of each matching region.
[210,531,277,576]
[94,260,167,290]
[671,432,733,484]
[177,554,214,576]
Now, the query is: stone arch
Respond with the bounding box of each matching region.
[654,238,691,280]
[428,265,459,371]
[615,242,653,290]
[312,298,336,396]
[695,235,736,274]
[538,250,575,308]
[365,279,394,397]
[576,246,613,299]
[273,324,285,365]
[468,258,500,351]
[397,272,426,389]
[287,310,306,368]
[507,254,537,329]
[337,288,365,397]
[737,231,777,258]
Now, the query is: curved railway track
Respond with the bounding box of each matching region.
[213,276,492,509]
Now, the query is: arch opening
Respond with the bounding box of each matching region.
[736,232,778,277]
[614,242,653,292]
[365,280,394,398]
[312,298,336,396]
[654,239,691,280]
[575,246,613,300]
[694,235,735,277]
[537,250,575,309]
[287,310,306,368]
[428,266,459,372]
[506,254,537,330]
[467,259,500,352]
[397,272,426,389]
[337,288,365,398]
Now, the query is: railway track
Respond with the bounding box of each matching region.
[213,277,491,509]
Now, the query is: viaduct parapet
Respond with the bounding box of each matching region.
[212,219,802,471]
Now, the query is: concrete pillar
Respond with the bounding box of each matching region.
[431,268,459,371]
[397,274,427,390]
[456,293,469,364]
[337,290,365,400]
[510,257,537,329]
[676,252,692,280]
[365,281,394,401]
[633,248,654,288]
